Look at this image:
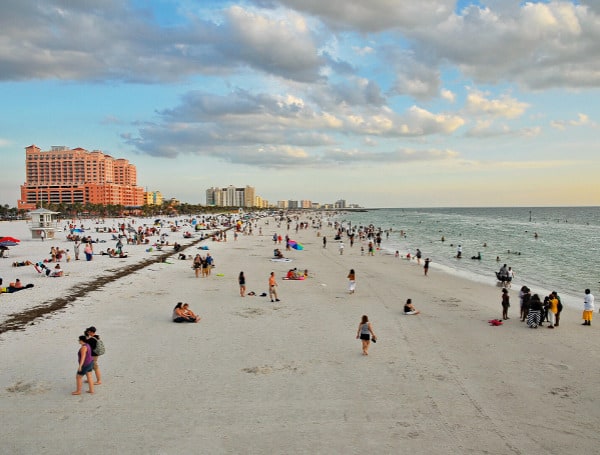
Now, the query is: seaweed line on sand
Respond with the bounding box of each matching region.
[0,236,210,335]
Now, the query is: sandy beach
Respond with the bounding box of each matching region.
[1,214,599,454]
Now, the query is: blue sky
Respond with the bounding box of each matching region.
[1,0,599,208]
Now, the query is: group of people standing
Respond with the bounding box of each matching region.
[501,286,595,329]
[192,253,213,278]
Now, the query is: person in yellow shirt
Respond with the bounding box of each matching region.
[546,293,559,329]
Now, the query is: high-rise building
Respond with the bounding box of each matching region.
[205,185,256,208]
[18,145,144,210]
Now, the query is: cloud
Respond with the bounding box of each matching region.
[2,1,599,94]
[465,120,541,138]
[0,2,325,83]
[219,6,324,82]
[124,85,464,167]
[407,2,600,89]
[464,91,529,119]
[322,147,459,164]
[440,89,456,103]
[265,0,455,32]
[352,46,374,56]
[550,113,594,130]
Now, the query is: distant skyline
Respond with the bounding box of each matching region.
[1,1,599,208]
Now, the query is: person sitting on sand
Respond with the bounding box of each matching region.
[172,302,200,323]
[286,268,300,279]
[403,298,420,315]
[274,248,284,259]
[182,303,201,322]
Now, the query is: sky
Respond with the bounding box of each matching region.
[1,0,599,208]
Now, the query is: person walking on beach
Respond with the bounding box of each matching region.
[339,241,344,255]
[347,269,356,294]
[85,327,103,385]
[356,315,376,355]
[506,267,514,288]
[582,288,595,326]
[416,249,422,265]
[501,288,510,320]
[269,272,280,302]
[322,236,327,248]
[424,258,431,276]
[239,271,246,297]
[72,335,94,395]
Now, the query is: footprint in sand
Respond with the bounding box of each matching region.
[6,380,50,395]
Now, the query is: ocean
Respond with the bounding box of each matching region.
[333,207,600,310]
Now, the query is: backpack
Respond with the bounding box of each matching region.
[95,337,106,356]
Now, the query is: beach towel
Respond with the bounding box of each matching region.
[488,319,503,326]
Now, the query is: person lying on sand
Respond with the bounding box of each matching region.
[12,260,34,267]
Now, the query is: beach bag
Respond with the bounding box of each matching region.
[95,338,106,356]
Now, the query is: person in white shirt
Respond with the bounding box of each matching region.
[582,289,595,326]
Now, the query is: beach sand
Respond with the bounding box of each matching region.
[1,215,599,454]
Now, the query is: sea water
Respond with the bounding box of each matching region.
[334,207,600,310]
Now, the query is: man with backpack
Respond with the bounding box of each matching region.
[85,326,104,385]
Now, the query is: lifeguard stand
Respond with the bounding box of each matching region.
[29,208,59,240]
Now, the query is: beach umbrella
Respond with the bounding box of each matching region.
[0,237,20,247]
[0,241,18,247]
[290,241,304,250]
[71,228,84,234]
[0,236,20,243]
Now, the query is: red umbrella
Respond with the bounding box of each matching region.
[0,236,20,243]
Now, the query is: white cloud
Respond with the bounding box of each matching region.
[440,89,456,103]
[465,91,529,119]
[551,113,594,130]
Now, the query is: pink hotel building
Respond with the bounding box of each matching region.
[18,145,144,210]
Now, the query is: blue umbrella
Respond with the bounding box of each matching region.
[0,240,18,247]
